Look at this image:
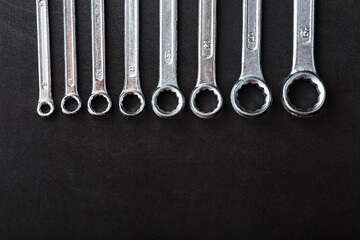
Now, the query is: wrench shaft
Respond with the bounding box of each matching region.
[124,0,141,90]
[240,0,263,79]
[159,0,178,87]
[292,0,316,73]
[197,0,217,86]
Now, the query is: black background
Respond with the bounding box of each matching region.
[0,0,359,239]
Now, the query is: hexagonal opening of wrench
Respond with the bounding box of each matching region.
[122,93,142,114]
[156,90,179,112]
[64,97,79,112]
[90,95,109,113]
[40,103,51,115]
[236,83,267,111]
[194,89,219,113]
[287,78,319,111]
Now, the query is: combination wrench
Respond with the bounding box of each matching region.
[281,0,326,117]
[230,0,272,118]
[151,0,185,118]
[119,0,145,117]
[190,0,223,119]
[61,0,82,115]
[36,0,55,117]
[87,0,112,116]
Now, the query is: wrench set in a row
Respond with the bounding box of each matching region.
[36,0,326,119]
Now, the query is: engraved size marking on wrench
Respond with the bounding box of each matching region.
[87,0,112,116]
[119,0,145,117]
[36,0,55,117]
[281,0,326,117]
[190,0,223,119]
[231,0,272,118]
[151,0,185,118]
[61,0,82,115]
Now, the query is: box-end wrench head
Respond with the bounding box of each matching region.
[281,0,326,117]
[119,0,145,117]
[190,0,223,119]
[151,0,185,119]
[36,0,55,117]
[231,0,272,118]
[61,0,82,115]
[87,0,112,116]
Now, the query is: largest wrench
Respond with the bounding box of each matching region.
[36,0,55,117]
[281,0,326,117]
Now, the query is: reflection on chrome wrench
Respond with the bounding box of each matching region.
[231,0,272,118]
[36,0,55,117]
[190,0,223,119]
[281,0,326,117]
[151,0,185,118]
[87,0,112,116]
[119,0,145,117]
[61,0,82,115]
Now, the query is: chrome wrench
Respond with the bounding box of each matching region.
[151,0,185,118]
[281,0,326,117]
[119,0,145,117]
[190,0,223,119]
[230,0,272,118]
[36,0,55,117]
[61,0,82,115]
[87,0,112,116]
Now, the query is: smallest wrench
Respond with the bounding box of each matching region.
[119,0,145,117]
[87,0,112,116]
[36,0,55,117]
[281,0,325,117]
[61,0,82,115]
[231,0,272,118]
[190,0,223,119]
[151,0,185,118]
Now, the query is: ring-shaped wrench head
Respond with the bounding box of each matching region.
[190,84,223,119]
[61,94,82,115]
[231,77,272,118]
[87,92,112,116]
[119,90,145,117]
[282,71,326,118]
[37,100,55,117]
[151,85,185,119]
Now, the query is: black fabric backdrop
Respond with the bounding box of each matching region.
[0,0,359,239]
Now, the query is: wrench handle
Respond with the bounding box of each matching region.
[159,0,178,87]
[197,0,217,86]
[36,0,52,101]
[64,0,78,95]
[91,0,106,93]
[240,0,263,79]
[124,0,141,90]
[291,0,316,73]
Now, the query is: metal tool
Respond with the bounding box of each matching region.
[36,0,55,117]
[119,0,145,117]
[281,0,326,117]
[151,0,185,118]
[61,0,82,115]
[87,0,112,116]
[190,0,223,119]
[230,0,272,118]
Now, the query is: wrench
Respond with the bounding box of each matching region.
[36,0,55,117]
[119,0,145,117]
[87,0,112,116]
[61,0,82,115]
[281,0,326,117]
[190,0,223,119]
[230,0,272,118]
[151,0,185,118]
